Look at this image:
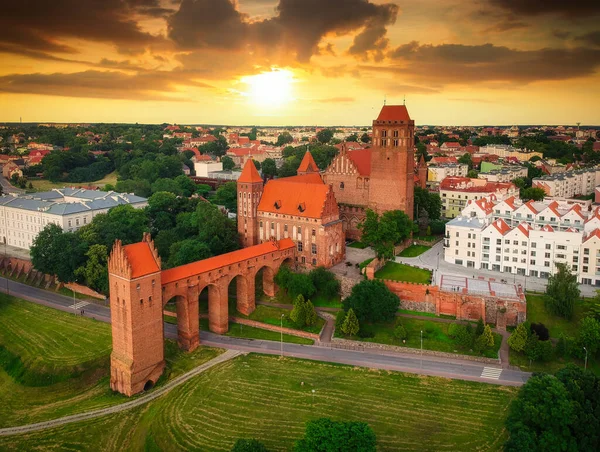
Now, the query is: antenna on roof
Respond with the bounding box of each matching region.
[403,95,406,105]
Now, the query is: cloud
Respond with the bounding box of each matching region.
[167,0,398,61]
[0,70,213,101]
[576,31,600,47]
[317,97,355,103]
[0,0,165,56]
[487,0,600,18]
[385,41,600,85]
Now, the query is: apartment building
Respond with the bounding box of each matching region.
[444,195,600,285]
[439,176,519,219]
[533,168,600,198]
[478,162,528,183]
[479,144,542,162]
[427,163,468,186]
[0,188,147,250]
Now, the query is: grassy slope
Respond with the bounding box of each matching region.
[375,262,432,284]
[199,318,313,345]
[526,294,591,338]
[398,245,431,257]
[0,354,517,451]
[29,171,118,192]
[239,304,325,334]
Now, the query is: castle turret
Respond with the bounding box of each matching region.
[237,159,264,247]
[297,151,319,175]
[418,153,427,189]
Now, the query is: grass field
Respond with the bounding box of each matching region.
[239,305,325,334]
[341,317,502,359]
[375,262,432,284]
[359,257,375,269]
[347,241,368,249]
[526,293,591,338]
[311,293,342,308]
[0,354,517,451]
[199,318,313,345]
[414,235,441,242]
[29,171,118,192]
[398,245,431,257]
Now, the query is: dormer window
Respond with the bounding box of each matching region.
[274,200,281,209]
[298,203,306,213]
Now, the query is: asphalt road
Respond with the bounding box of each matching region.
[0,276,531,387]
[0,173,23,194]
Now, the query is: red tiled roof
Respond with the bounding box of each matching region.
[297,151,319,173]
[541,225,554,232]
[524,200,539,214]
[123,242,160,278]
[504,196,517,210]
[238,159,262,184]
[492,219,511,235]
[238,136,250,145]
[430,156,458,165]
[376,105,411,122]
[585,229,600,242]
[347,149,372,176]
[161,239,295,284]
[443,142,461,147]
[258,174,328,218]
[517,222,531,237]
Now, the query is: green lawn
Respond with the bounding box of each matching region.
[509,350,600,376]
[341,317,502,359]
[414,235,441,242]
[0,294,224,427]
[375,262,432,284]
[347,241,368,249]
[526,293,591,338]
[311,293,342,308]
[199,318,313,345]
[397,309,438,318]
[358,257,374,269]
[237,304,325,335]
[0,354,517,451]
[29,171,118,192]
[398,245,431,257]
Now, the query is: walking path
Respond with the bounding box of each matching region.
[0,349,242,437]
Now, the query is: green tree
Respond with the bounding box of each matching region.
[195,201,240,256]
[578,316,600,355]
[413,186,442,221]
[316,129,334,144]
[341,308,360,336]
[290,294,307,327]
[231,439,268,452]
[505,374,576,452]
[74,244,108,294]
[167,239,212,268]
[151,178,183,196]
[546,263,580,320]
[359,209,413,259]
[482,324,495,347]
[261,158,277,179]
[305,300,318,326]
[78,204,149,249]
[458,152,473,169]
[467,169,478,178]
[475,317,485,336]
[360,132,370,143]
[342,280,400,324]
[175,174,197,197]
[346,133,358,142]
[525,332,540,364]
[213,182,237,212]
[295,418,376,452]
[309,266,340,299]
[508,323,529,353]
[276,132,294,147]
[31,224,86,283]
[521,187,546,201]
[195,183,211,197]
[394,324,407,341]
[222,156,235,171]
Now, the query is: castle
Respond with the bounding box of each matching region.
[237,104,416,264]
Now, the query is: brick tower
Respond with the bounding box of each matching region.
[108,233,164,396]
[237,159,264,247]
[368,104,415,219]
[417,153,427,189]
[297,150,319,175]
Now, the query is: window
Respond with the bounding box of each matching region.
[573,257,579,263]
[531,251,536,257]
[68,219,72,227]
[76,218,80,226]
[260,221,263,228]
[530,259,536,265]
[545,244,551,250]
[557,245,566,250]
[545,253,551,258]
[496,239,501,245]
[284,224,288,232]
[585,248,590,255]
[504,256,509,261]
[312,229,316,237]
[311,244,317,254]
[468,233,471,239]
[505,239,510,244]
[513,240,518,245]
[298,227,302,235]
[340,182,344,189]
[270,222,274,230]
[584,257,589,264]
[584,266,589,273]
[544,262,550,267]
[456,232,459,237]
[531,242,536,248]
[297,242,303,252]
[522,241,527,247]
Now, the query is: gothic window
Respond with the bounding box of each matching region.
[393,130,399,137]
[312,258,317,265]
[340,182,344,190]
[393,139,399,147]
[311,244,317,254]
[357,177,362,188]
[297,241,303,252]
[381,130,387,138]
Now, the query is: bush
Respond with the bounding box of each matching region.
[508,323,529,353]
[536,340,554,362]
[295,418,376,452]
[341,309,360,336]
[309,267,340,299]
[342,280,400,324]
[231,439,268,452]
[290,295,307,328]
[530,323,550,341]
[447,322,460,338]
[455,325,473,349]
[475,318,485,336]
[394,325,407,341]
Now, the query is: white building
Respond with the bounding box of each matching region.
[479,144,542,162]
[427,163,468,184]
[0,188,147,251]
[533,168,600,198]
[478,166,528,183]
[444,195,600,285]
[194,160,223,177]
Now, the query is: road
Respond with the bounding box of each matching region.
[0,173,23,194]
[0,275,531,387]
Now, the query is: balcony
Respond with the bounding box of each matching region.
[443,240,450,248]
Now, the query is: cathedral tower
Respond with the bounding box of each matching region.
[368,105,415,219]
[237,159,264,247]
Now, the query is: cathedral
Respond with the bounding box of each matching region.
[237,104,415,268]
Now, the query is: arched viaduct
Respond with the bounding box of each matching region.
[108,233,295,396]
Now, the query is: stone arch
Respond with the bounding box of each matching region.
[226,272,254,316]
[144,380,154,391]
[198,283,228,335]
[166,293,200,351]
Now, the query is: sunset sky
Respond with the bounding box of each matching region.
[1,0,599,126]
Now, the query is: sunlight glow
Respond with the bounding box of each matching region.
[240,69,295,107]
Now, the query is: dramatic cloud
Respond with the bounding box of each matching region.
[576,31,600,47]
[386,42,600,85]
[487,0,600,18]
[168,0,398,61]
[0,70,213,101]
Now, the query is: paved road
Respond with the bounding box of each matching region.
[0,350,242,437]
[0,276,531,387]
[0,173,23,194]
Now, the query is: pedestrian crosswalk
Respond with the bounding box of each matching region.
[480,367,502,380]
[70,301,89,310]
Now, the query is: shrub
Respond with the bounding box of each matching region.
[508,323,529,353]
[530,323,550,341]
[447,322,460,338]
[304,301,318,327]
[536,340,554,362]
[295,418,376,452]
[482,325,495,348]
[475,317,485,336]
[231,439,268,452]
[341,309,360,336]
[342,280,400,324]
[309,267,340,299]
[290,295,307,328]
[394,325,407,341]
[455,325,473,349]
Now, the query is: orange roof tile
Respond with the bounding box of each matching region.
[376,105,411,121]
[517,223,531,237]
[504,196,516,210]
[297,151,319,174]
[347,149,372,176]
[541,225,554,232]
[123,242,160,278]
[238,159,262,184]
[585,229,600,242]
[524,200,539,214]
[258,175,329,218]
[492,219,511,235]
[161,239,295,284]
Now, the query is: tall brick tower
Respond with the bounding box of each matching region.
[237,159,263,247]
[368,104,415,219]
[417,153,427,189]
[108,233,164,396]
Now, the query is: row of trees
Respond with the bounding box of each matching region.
[359,209,414,259]
[274,266,341,302]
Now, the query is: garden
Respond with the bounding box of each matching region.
[374,262,432,284]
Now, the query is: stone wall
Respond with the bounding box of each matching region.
[64,282,105,300]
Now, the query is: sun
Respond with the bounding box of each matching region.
[240,69,295,107]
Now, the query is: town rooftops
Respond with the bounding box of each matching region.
[375,105,411,122]
[258,173,330,218]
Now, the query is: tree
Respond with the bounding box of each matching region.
[31,224,86,283]
[309,266,340,299]
[276,132,294,147]
[475,317,485,336]
[252,159,261,170]
[546,263,580,320]
[413,187,442,221]
[394,324,407,341]
[508,323,528,353]
[195,201,240,256]
[360,133,370,143]
[316,129,334,144]
[290,295,307,327]
[482,324,495,347]
[167,239,212,268]
[341,309,360,336]
[151,178,183,196]
[342,280,400,324]
[195,183,211,197]
[261,158,277,179]
[213,181,237,212]
[74,244,108,294]
[458,153,473,169]
[359,209,413,259]
[578,316,600,355]
[530,323,550,341]
[467,169,478,178]
[521,187,546,201]
[295,418,376,452]
[78,204,149,249]
[346,133,358,142]
[525,332,540,364]
[505,374,576,452]
[305,300,318,326]
[175,174,197,197]
[222,156,235,171]
[231,439,268,452]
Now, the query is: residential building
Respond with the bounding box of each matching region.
[427,163,469,185]
[479,144,542,162]
[533,168,600,198]
[439,176,518,219]
[0,188,147,250]
[479,162,527,183]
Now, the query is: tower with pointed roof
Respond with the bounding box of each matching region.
[297,150,320,175]
[237,159,264,247]
[417,153,427,189]
[108,232,164,397]
[368,104,415,219]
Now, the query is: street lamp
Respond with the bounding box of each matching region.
[584,347,588,371]
[420,330,423,369]
[312,389,315,405]
[280,314,284,357]
[3,237,8,296]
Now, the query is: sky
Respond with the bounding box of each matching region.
[1,0,599,126]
